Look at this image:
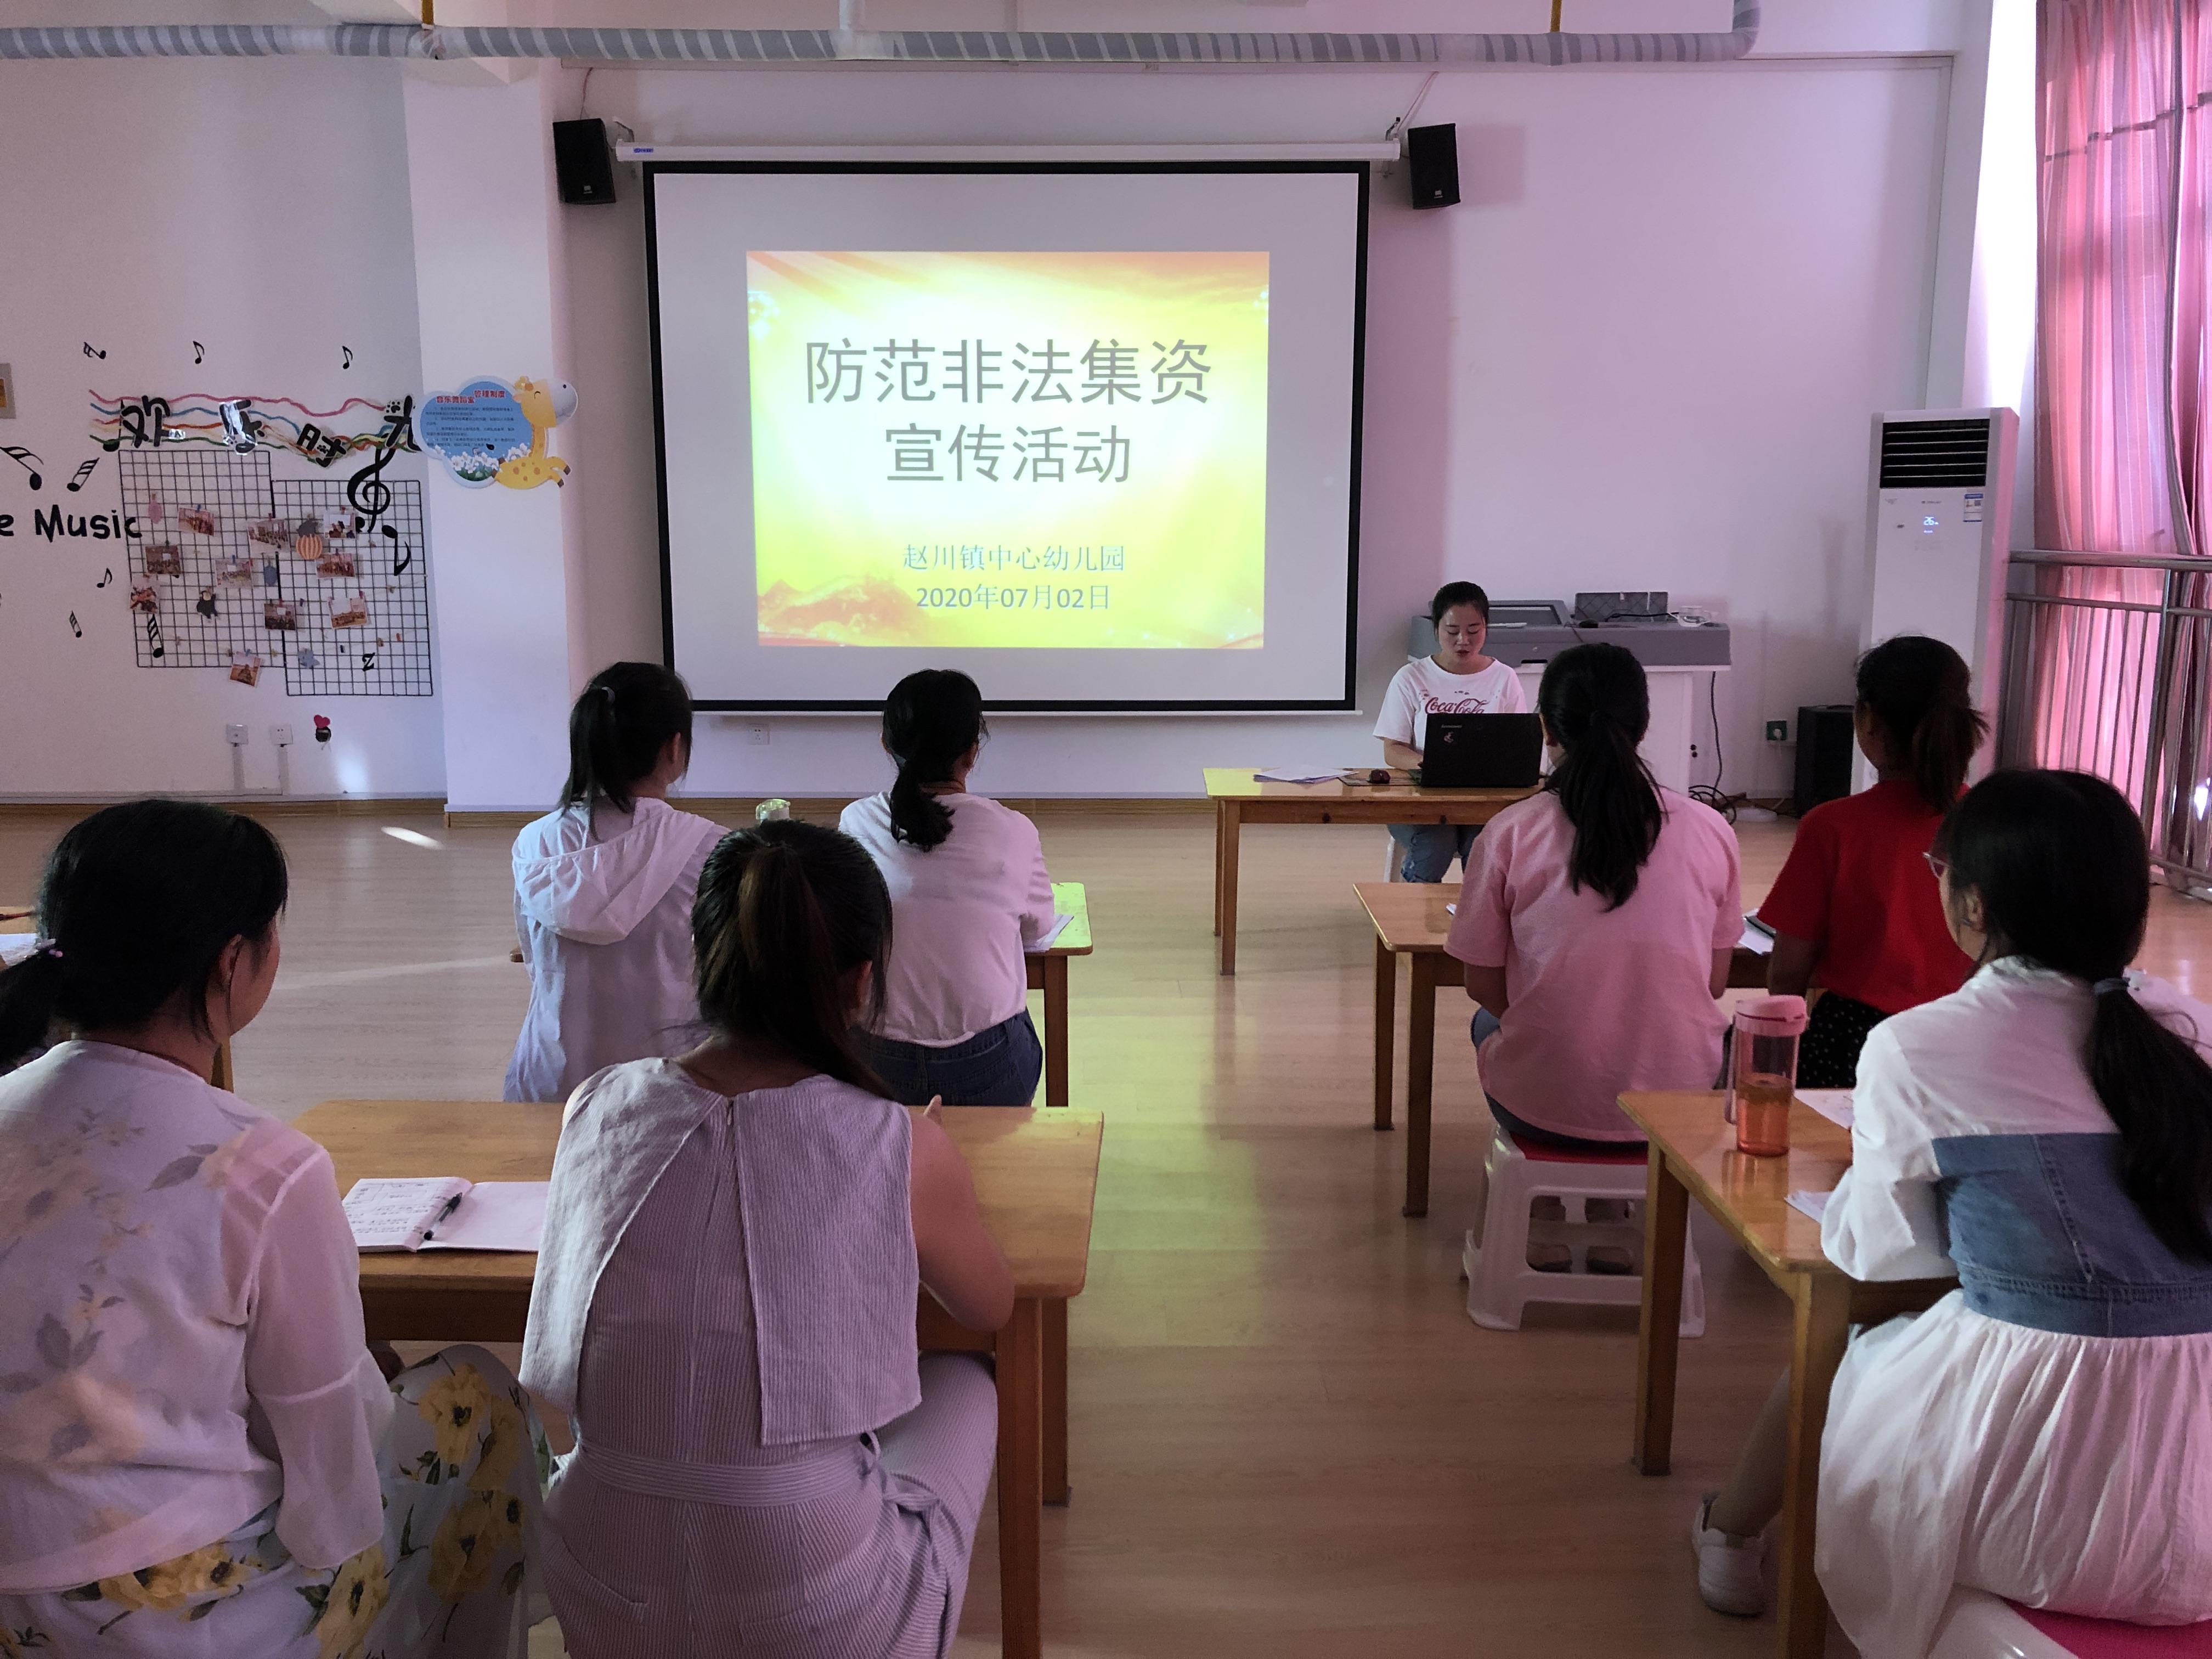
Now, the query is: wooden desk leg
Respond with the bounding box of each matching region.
[997,1299,1045,1659]
[1373,938,1397,1132]
[1043,1299,1069,1506]
[1041,958,1069,1110]
[1217,802,1242,977]
[1778,1274,1850,1659]
[208,1040,233,1092]
[1633,1152,1689,1475]
[1403,953,1440,1217]
[1212,799,1226,938]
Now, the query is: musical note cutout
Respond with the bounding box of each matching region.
[341,346,354,371]
[1,447,42,490]
[82,341,105,360]
[67,612,81,638]
[65,457,100,492]
[145,613,164,660]
[94,568,112,589]
[192,341,206,365]
[360,649,377,672]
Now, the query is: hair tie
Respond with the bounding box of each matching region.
[598,684,616,703]
[2092,977,2129,997]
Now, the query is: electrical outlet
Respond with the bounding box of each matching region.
[748,724,771,746]
[1765,720,1790,743]
[225,724,247,746]
[269,725,293,747]
[1690,743,1699,759]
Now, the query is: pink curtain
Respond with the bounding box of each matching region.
[2033,0,2212,792]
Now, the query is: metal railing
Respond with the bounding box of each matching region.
[1999,550,2212,891]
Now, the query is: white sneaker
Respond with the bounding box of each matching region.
[1690,1493,1768,1617]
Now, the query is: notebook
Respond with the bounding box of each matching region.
[342,1177,549,1254]
[1026,913,1077,953]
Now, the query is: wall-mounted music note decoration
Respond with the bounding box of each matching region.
[67,612,81,638]
[2,446,43,490]
[341,347,354,371]
[193,342,206,366]
[95,568,112,589]
[82,342,105,360]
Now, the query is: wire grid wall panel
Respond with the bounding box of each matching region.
[116,446,432,696]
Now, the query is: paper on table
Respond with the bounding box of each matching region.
[1252,768,1335,784]
[420,1181,549,1252]
[0,934,38,968]
[1025,913,1075,954]
[1800,1090,1855,1130]
[1786,1190,1831,1222]
[1737,916,1775,953]
[1446,904,1457,916]
[343,1176,470,1252]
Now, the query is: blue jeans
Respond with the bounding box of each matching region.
[853,1009,1043,1107]
[1389,821,1479,883]
[1471,1007,1647,1155]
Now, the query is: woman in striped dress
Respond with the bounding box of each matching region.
[521,819,1014,1657]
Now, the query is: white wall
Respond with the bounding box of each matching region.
[0,54,445,800]
[564,53,1949,800]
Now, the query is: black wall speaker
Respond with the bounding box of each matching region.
[553,118,616,206]
[1795,705,1857,814]
[1407,123,1460,210]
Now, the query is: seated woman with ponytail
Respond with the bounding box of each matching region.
[1755,634,1987,1087]
[1692,771,2212,1644]
[522,819,1014,1656]
[0,801,542,1658]
[506,662,723,1103]
[1445,642,1743,1151]
[839,669,1057,1107]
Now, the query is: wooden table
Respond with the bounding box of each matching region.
[1617,1092,1951,1658]
[297,1098,1102,1659]
[1357,883,1771,1219]
[1205,770,1531,975]
[1024,881,1092,1109]
[3,901,233,1087]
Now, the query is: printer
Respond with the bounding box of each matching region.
[1409,591,1731,670]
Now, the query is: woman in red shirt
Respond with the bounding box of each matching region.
[1756,635,1987,1090]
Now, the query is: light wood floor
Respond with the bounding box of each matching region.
[5,806,2208,1657]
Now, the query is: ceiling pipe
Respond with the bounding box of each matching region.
[0,4,1759,66]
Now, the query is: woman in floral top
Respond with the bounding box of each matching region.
[0,801,544,1658]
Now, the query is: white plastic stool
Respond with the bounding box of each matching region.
[1931,1585,2212,1658]
[1462,1126,1705,1335]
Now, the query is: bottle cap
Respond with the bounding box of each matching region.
[1735,994,1808,1037]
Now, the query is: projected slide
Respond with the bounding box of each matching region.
[747,251,1269,651]
[649,163,1365,710]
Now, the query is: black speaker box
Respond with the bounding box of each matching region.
[1406,123,1460,210]
[554,118,617,206]
[1795,705,1857,814]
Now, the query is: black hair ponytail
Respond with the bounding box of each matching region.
[561,662,695,818]
[691,819,892,1096]
[1857,634,1988,812]
[1538,643,1662,911]
[0,799,289,1069]
[882,669,986,851]
[1937,769,2212,1260]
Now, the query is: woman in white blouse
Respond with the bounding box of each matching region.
[0,800,543,1658]
[840,670,1057,1105]
[1691,771,2212,1651]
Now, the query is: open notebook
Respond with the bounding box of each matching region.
[342,1177,549,1254]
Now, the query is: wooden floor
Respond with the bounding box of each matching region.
[5,806,2208,1657]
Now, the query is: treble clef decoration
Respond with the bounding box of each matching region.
[344,395,411,540]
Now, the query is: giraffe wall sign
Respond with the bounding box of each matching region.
[416,376,576,490]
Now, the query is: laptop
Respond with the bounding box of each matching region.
[1418,713,1543,789]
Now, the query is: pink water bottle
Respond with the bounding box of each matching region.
[1728,995,1808,1157]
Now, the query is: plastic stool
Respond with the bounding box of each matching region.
[1462,1126,1705,1335]
[1930,1587,2212,1658]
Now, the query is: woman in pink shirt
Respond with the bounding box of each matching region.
[1446,642,1742,1152]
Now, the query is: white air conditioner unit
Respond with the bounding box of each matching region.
[1859,407,2018,786]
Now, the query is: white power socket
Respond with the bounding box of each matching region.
[269,725,293,747]
[225,724,247,746]
[748,724,771,746]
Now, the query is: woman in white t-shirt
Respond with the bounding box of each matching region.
[840,669,1057,1105]
[1375,581,1531,882]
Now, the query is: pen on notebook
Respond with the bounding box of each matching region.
[422,1192,464,1240]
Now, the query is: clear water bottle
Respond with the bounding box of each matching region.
[1728,995,1808,1158]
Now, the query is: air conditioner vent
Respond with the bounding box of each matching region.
[1879,417,1990,488]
